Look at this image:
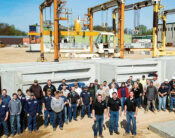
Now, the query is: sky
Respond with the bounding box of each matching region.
[0,0,175,32]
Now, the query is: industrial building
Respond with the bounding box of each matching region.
[158,22,175,46]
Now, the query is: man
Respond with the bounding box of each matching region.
[0,96,9,138]
[146,81,157,112]
[170,83,175,112]
[169,77,175,89]
[51,91,65,131]
[126,76,134,86]
[58,79,69,91]
[43,79,56,96]
[136,79,143,107]
[62,85,70,97]
[74,83,82,96]
[140,75,146,88]
[108,92,121,135]
[1,89,11,106]
[96,85,106,101]
[26,89,31,101]
[29,80,43,114]
[67,87,80,122]
[109,83,118,99]
[158,84,167,111]
[124,91,138,135]
[103,81,109,99]
[42,89,53,128]
[126,80,132,92]
[109,79,119,90]
[162,79,171,108]
[25,93,40,133]
[17,89,26,132]
[94,79,100,96]
[92,94,107,138]
[8,93,22,136]
[80,86,92,119]
[152,76,160,89]
[36,52,47,62]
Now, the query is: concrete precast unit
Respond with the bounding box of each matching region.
[0,62,96,96]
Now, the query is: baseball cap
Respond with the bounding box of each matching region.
[172,77,175,80]
[164,79,168,82]
[34,80,38,83]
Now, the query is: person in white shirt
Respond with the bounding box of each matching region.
[96,85,106,101]
[103,81,109,97]
[74,84,82,96]
[62,85,70,97]
[109,83,118,98]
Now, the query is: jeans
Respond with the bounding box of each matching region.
[53,112,63,128]
[81,104,91,118]
[20,111,25,131]
[0,120,8,136]
[109,111,119,133]
[28,115,37,131]
[10,115,21,134]
[136,97,141,108]
[158,96,167,110]
[63,106,68,123]
[126,112,136,135]
[44,110,53,127]
[170,97,175,111]
[69,104,77,121]
[146,100,155,111]
[121,97,127,111]
[94,115,104,136]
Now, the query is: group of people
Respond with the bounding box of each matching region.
[0,75,175,138]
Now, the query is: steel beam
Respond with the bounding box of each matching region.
[113,0,152,13]
[164,9,175,15]
[40,0,53,10]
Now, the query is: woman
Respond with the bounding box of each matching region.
[132,82,141,108]
[89,83,95,103]
[118,82,129,111]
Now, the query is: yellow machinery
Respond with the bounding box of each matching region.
[0,41,5,48]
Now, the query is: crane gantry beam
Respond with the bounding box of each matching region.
[164,9,175,15]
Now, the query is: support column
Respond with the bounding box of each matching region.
[118,5,121,53]
[120,2,125,58]
[40,9,44,53]
[113,11,116,49]
[54,0,59,61]
[89,9,93,53]
[152,4,159,58]
[162,15,166,51]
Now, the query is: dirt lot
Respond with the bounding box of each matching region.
[0,47,154,64]
[9,109,175,138]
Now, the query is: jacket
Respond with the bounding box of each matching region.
[29,84,43,99]
[8,99,22,115]
[118,87,129,99]
[25,99,40,116]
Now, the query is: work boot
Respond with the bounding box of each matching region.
[60,127,63,130]
[115,131,120,135]
[110,131,113,135]
[99,135,104,138]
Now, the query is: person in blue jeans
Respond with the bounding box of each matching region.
[8,93,22,136]
[51,91,65,131]
[108,92,121,135]
[118,82,129,111]
[124,91,138,135]
[132,83,142,108]
[67,87,80,122]
[158,84,167,111]
[0,96,9,138]
[59,91,68,124]
[80,86,92,119]
[92,94,107,138]
[17,89,26,132]
[25,93,40,133]
[42,89,53,127]
[170,84,175,112]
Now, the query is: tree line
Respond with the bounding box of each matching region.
[0,23,27,36]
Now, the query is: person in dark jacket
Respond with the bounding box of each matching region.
[29,80,43,114]
[42,89,53,128]
[0,96,9,138]
[132,83,142,108]
[25,93,40,133]
[94,79,100,97]
[89,83,95,103]
[1,89,11,106]
[118,82,129,111]
[158,84,167,111]
[17,89,26,132]
[58,79,69,91]
[146,81,157,112]
[108,79,119,90]
[43,79,56,96]
[126,76,134,86]
[136,79,143,105]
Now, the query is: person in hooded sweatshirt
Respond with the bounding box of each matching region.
[51,91,65,131]
[8,93,22,136]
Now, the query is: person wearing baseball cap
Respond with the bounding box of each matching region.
[158,84,168,111]
[25,93,40,133]
[80,86,92,120]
